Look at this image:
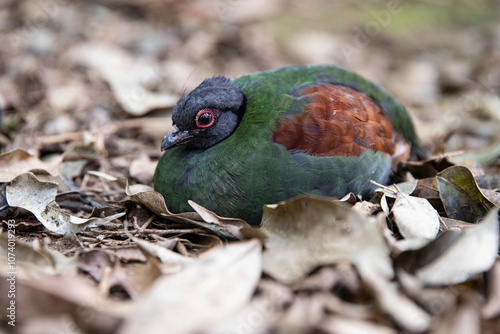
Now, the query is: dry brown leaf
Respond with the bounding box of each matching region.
[6,173,125,238]
[119,240,262,334]
[188,199,253,240]
[261,195,393,283]
[115,175,254,240]
[0,148,61,182]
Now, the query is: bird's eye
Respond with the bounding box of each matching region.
[195,109,215,128]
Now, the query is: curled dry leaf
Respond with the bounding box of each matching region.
[400,208,499,286]
[392,193,440,240]
[119,240,262,334]
[0,148,61,182]
[6,173,124,237]
[261,195,393,284]
[188,200,252,240]
[115,175,254,240]
[437,166,497,223]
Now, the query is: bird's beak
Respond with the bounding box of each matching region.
[161,125,192,151]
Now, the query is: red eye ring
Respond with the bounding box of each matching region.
[195,109,215,128]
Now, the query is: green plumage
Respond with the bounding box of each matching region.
[154,65,421,225]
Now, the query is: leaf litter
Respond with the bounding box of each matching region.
[1,1,500,333]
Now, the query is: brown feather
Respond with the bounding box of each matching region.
[272,84,402,157]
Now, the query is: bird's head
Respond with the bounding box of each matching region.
[161,76,246,151]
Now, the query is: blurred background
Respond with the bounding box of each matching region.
[1,0,499,180]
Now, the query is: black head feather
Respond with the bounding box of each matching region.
[162,76,246,150]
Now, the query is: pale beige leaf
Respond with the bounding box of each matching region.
[416,208,499,285]
[261,195,393,284]
[392,194,440,240]
[360,268,432,333]
[482,259,500,319]
[0,148,61,182]
[319,316,397,334]
[67,43,177,116]
[6,173,124,237]
[119,240,262,334]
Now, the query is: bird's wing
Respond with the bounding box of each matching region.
[272,83,410,161]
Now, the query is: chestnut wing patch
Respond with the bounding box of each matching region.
[272,84,397,157]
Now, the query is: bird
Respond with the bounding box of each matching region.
[154,65,423,225]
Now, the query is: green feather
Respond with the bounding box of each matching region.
[154,65,422,225]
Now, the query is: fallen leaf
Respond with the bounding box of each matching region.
[437,166,497,223]
[129,153,157,184]
[261,195,393,283]
[481,189,500,207]
[60,160,88,180]
[475,175,500,190]
[374,180,418,199]
[440,217,476,231]
[317,292,372,319]
[415,208,499,286]
[6,173,124,237]
[482,259,500,319]
[277,294,323,333]
[123,219,194,272]
[188,200,252,240]
[207,278,292,334]
[360,268,432,333]
[78,249,115,282]
[0,233,77,275]
[404,154,455,179]
[318,316,397,334]
[119,240,262,334]
[394,229,463,274]
[431,293,481,334]
[115,175,254,240]
[0,148,61,182]
[392,194,440,240]
[67,43,177,116]
[0,273,127,333]
[107,260,162,299]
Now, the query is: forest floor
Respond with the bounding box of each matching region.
[0,1,499,333]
